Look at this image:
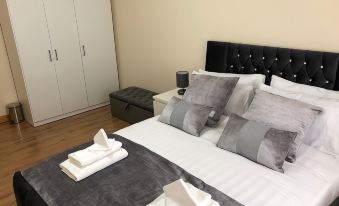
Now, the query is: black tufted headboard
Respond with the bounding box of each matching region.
[205,41,339,91]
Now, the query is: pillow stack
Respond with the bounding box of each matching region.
[268,75,339,159]
[193,70,264,116]
[242,89,321,162]
[182,74,239,126]
[159,74,239,136]
[159,70,266,136]
[158,70,335,173]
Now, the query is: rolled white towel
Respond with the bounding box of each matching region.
[68,140,122,167]
[60,148,128,182]
[148,179,220,206]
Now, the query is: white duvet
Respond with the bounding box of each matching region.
[115,117,339,206]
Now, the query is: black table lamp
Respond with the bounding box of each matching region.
[176,71,189,95]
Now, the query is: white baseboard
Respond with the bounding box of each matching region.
[31,102,110,127]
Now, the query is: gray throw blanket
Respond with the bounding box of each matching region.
[22,134,242,206]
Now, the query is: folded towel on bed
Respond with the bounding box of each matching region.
[68,140,122,167]
[148,179,220,206]
[60,148,128,182]
[93,128,113,149]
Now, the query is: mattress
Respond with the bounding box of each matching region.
[115,116,339,206]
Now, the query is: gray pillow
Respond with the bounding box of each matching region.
[158,97,212,136]
[243,89,322,162]
[183,74,239,127]
[217,114,297,173]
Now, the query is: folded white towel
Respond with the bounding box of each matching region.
[93,128,112,149]
[68,140,122,167]
[60,148,128,182]
[148,179,220,206]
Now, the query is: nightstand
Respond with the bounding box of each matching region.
[153,89,182,116]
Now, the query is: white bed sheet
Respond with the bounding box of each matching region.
[115,117,339,206]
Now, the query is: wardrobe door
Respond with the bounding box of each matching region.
[74,0,119,106]
[6,0,63,122]
[43,0,89,113]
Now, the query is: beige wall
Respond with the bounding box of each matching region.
[0,26,17,116]
[1,0,339,116]
[111,0,339,93]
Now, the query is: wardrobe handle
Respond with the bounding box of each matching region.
[54,49,59,61]
[82,45,86,56]
[48,50,52,62]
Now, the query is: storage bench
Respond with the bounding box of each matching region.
[109,87,158,124]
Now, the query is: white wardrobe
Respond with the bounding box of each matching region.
[0,0,119,126]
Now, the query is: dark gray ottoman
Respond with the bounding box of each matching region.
[109,87,158,124]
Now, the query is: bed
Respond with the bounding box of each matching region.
[116,116,339,206]
[13,41,339,206]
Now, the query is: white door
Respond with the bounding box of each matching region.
[7,0,63,122]
[43,0,89,113]
[74,0,119,106]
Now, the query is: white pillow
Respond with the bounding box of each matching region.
[271,75,339,100]
[259,83,339,159]
[196,69,265,88]
[193,70,257,115]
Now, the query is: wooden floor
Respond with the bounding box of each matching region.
[0,106,129,206]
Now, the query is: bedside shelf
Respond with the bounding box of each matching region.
[152,89,183,116]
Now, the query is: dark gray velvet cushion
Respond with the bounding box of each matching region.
[243,90,322,162]
[158,97,212,136]
[217,114,297,173]
[183,74,239,127]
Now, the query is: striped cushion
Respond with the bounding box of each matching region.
[243,89,321,163]
[158,97,212,136]
[217,114,297,173]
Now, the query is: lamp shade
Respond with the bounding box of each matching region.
[176,71,189,88]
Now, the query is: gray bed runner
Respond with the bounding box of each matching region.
[22,134,242,206]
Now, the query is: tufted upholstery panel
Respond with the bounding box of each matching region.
[205,41,339,91]
[109,87,157,112]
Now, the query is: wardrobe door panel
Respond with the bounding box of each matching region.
[74,0,119,106]
[6,0,63,122]
[43,0,89,113]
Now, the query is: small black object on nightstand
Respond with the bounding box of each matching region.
[176,71,189,95]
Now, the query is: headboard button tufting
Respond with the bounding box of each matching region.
[205,41,339,91]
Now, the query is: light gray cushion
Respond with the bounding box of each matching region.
[183,74,239,127]
[243,89,322,162]
[217,114,297,173]
[158,97,212,136]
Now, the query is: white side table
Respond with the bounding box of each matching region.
[153,89,183,116]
